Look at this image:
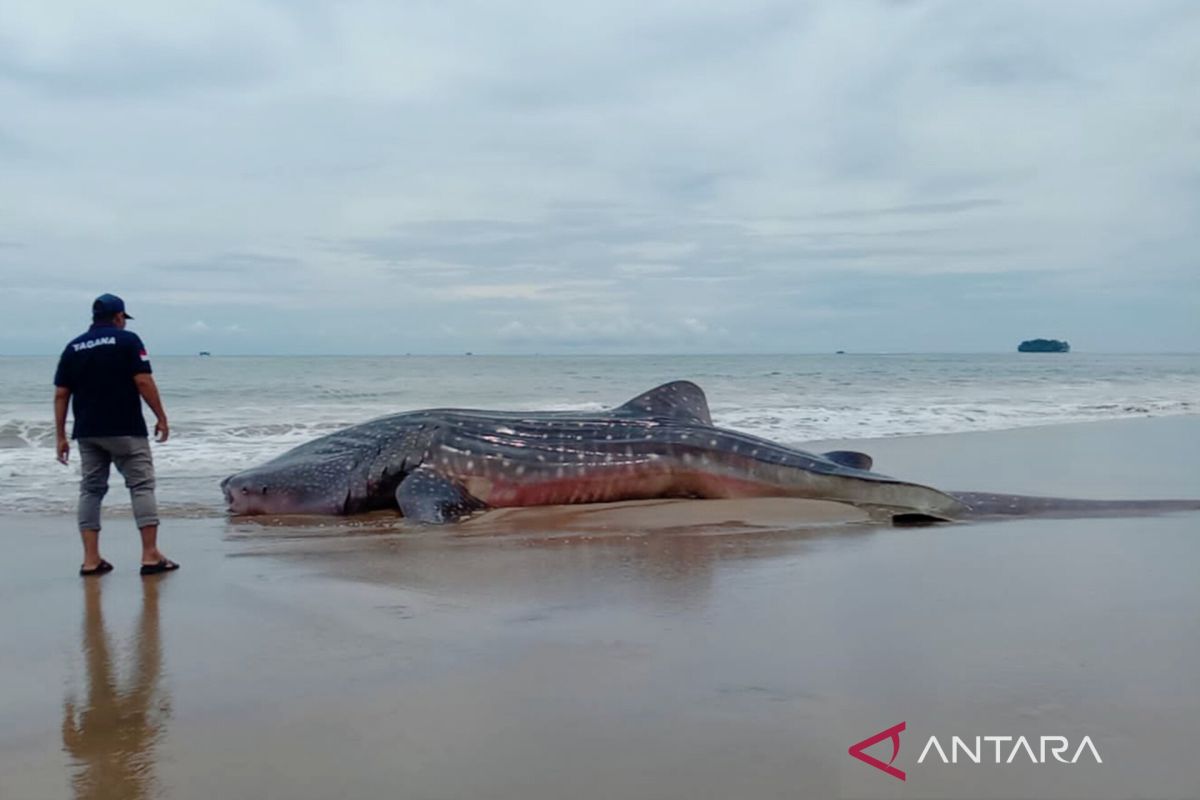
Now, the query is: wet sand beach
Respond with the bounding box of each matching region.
[2,416,1198,799]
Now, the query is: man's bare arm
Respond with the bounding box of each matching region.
[134,373,169,442]
[54,386,71,464]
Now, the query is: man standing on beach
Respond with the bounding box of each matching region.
[53,294,179,577]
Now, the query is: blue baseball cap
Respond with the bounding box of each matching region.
[92,293,133,320]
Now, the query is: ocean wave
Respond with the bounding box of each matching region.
[715,398,1196,444]
[0,421,55,449]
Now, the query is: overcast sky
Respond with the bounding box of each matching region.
[2,1,1197,354]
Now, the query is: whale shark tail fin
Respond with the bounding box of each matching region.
[947,491,1200,519]
[615,381,713,425]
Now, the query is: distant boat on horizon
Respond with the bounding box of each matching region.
[198,351,212,357]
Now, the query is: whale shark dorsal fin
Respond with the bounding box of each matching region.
[823,450,874,471]
[615,381,713,425]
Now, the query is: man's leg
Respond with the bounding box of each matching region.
[110,437,171,567]
[138,524,166,566]
[77,439,111,570]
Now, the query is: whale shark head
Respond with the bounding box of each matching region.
[221,456,353,515]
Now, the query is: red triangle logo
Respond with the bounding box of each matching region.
[848,721,906,781]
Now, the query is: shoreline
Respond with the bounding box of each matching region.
[4,352,1197,518]
[7,413,1197,523]
[4,417,1195,522]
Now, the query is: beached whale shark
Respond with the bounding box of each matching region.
[221,381,1199,524]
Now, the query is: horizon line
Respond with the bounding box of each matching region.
[4,351,1200,358]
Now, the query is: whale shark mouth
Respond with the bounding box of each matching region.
[221,472,352,516]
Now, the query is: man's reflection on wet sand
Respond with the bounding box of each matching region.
[62,577,170,800]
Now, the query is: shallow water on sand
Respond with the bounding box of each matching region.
[1,417,1198,799]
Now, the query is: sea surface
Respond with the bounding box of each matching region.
[1,353,1196,516]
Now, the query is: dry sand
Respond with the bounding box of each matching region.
[1,416,1198,800]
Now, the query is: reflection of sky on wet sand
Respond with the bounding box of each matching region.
[62,577,170,800]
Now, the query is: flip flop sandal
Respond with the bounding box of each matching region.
[80,559,114,576]
[140,559,180,576]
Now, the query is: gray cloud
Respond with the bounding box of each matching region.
[0,0,1196,354]
[805,199,1003,220]
[0,42,269,98]
[155,252,303,274]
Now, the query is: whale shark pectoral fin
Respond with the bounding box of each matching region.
[822,450,874,471]
[614,380,713,425]
[395,468,486,524]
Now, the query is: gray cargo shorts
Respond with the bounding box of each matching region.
[77,436,160,532]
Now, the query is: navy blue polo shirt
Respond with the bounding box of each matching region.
[54,323,153,439]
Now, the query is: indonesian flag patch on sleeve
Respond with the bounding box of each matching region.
[140,348,150,362]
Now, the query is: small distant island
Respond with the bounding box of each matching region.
[1018,338,1070,353]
